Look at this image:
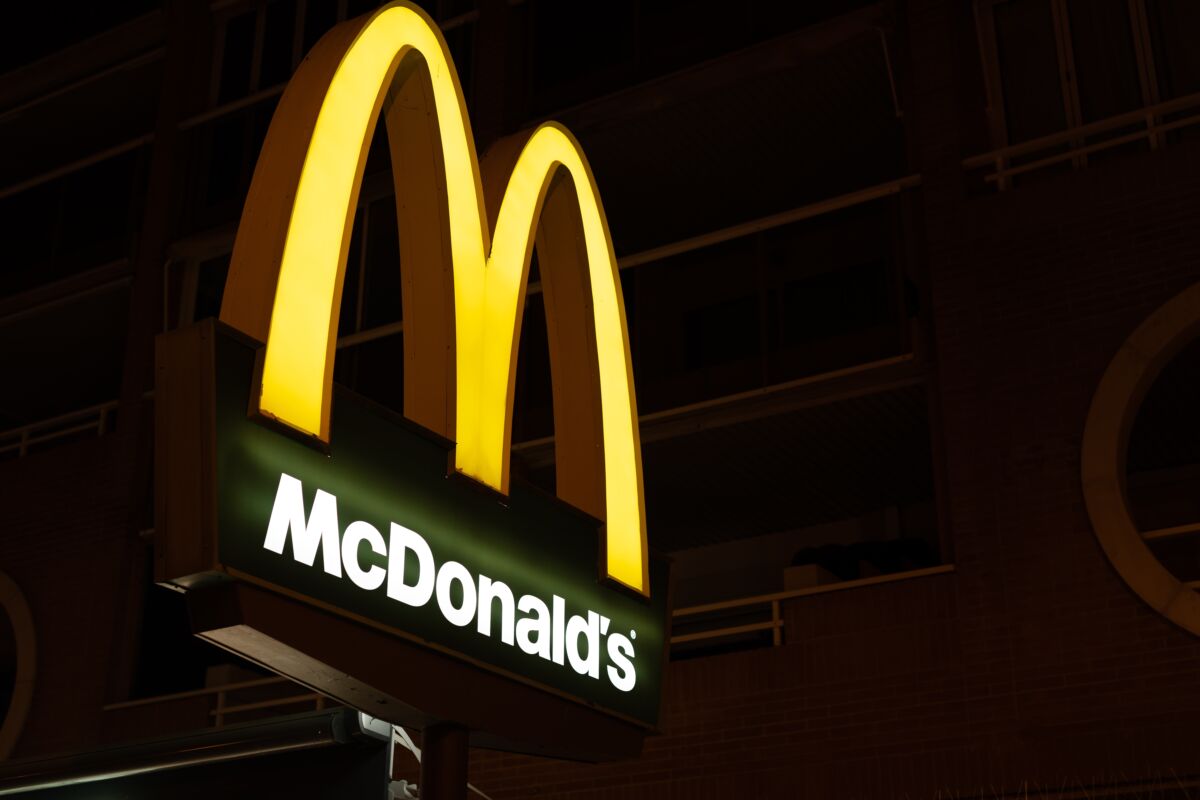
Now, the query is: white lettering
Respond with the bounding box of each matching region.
[386,523,434,606]
[341,520,386,591]
[436,561,477,627]
[261,475,640,692]
[566,610,602,679]
[606,632,636,692]
[263,473,342,577]
[551,595,566,666]
[477,575,515,645]
[516,594,552,659]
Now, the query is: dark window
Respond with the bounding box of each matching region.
[204,113,251,208]
[0,283,129,429]
[1067,0,1142,123]
[1147,0,1200,99]
[512,292,554,444]
[261,0,298,88]
[0,0,159,74]
[361,197,403,330]
[218,10,257,104]
[56,151,139,268]
[303,0,340,53]
[993,0,1067,143]
[0,183,56,297]
[335,333,405,415]
[684,296,759,370]
[0,149,143,300]
[531,0,636,103]
[194,255,232,322]
[775,261,891,348]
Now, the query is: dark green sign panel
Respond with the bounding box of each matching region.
[211,333,667,726]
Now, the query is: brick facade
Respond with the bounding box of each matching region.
[3,0,1200,797]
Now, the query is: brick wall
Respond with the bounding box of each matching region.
[0,436,136,757]
[466,1,1200,796]
[5,1,1200,795]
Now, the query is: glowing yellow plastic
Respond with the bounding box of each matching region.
[246,3,647,593]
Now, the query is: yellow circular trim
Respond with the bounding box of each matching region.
[0,571,34,761]
[1082,281,1200,635]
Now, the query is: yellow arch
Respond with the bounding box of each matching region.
[219,2,647,593]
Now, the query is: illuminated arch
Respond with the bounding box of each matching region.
[219,2,647,593]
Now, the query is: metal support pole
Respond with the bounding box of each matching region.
[419,723,469,800]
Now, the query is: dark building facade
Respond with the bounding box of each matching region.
[1,0,1200,796]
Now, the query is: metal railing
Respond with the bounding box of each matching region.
[964,90,1200,189]
[670,564,955,647]
[103,675,331,729]
[0,400,119,459]
[0,9,480,202]
[102,565,956,735]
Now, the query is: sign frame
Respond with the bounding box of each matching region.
[155,320,672,759]
[154,0,671,761]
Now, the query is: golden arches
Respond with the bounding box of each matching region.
[218,2,647,593]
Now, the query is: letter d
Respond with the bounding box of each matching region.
[387,523,434,607]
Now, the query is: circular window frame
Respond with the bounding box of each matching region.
[1082,280,1200,636]
[0,571,35,760]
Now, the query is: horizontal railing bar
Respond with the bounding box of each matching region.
[0,425,99,456]
[1143,521,1200,542]
[513,352,918,457]
[985,129,1149,183]
[180,13,479,133]
[178,85,284,131]
[526,175,923,297]
[208,694,321,716]
[337,320,404,349]
[102,676,291,711]
[0,400,120,446]
[439,9,480,31]
[673,564,955,617]
[670,620,780,644]
[0,135,153,201]
[0,48,165,123]
[0,267,132,325]
[615,175,921,271]
[3,177,921,455]
[984,113,1200,183]
[19,421,105,447]
[964,89,1200,168]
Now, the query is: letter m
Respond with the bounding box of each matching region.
[263,473,343,577]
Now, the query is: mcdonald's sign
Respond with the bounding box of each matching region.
[155,1,669,758]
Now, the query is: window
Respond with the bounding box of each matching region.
[527,0,881,115]
[213,1,303,106]
[211,0,478,107]
[973,0,1200,186]
[632,196,914,413]
[0,148,146,300]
